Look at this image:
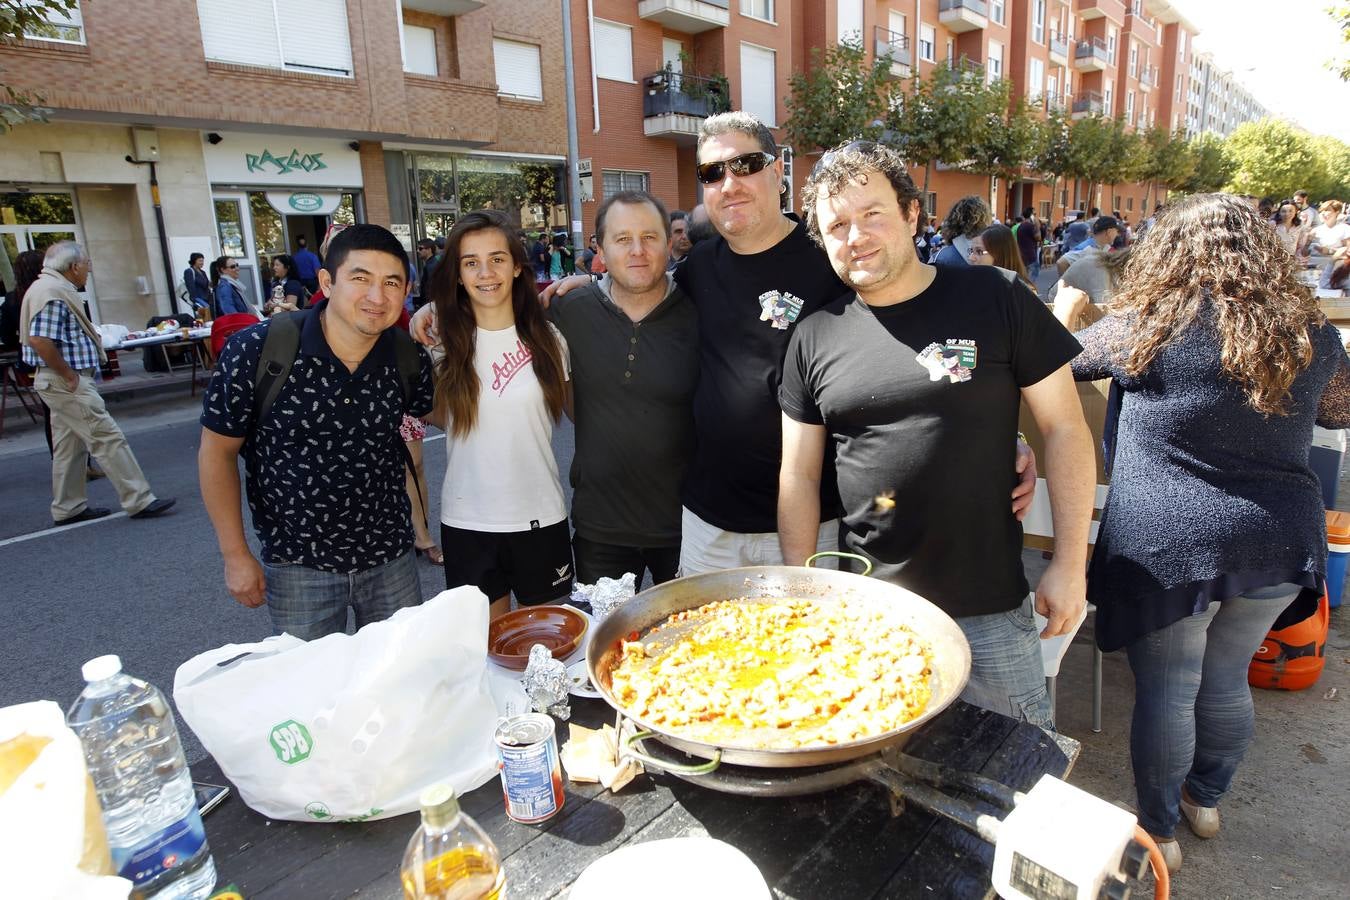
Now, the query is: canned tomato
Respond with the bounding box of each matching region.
[494,713,564,824]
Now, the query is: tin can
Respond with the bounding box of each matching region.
[494,713,564,824]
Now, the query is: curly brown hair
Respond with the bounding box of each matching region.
[802,140,923,246]
[1111,193,1321,416]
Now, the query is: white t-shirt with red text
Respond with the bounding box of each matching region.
[441,323,571,532]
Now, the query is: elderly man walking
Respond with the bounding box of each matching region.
[19,242,175,525]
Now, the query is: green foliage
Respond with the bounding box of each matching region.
[1330,3,1350,80]
[884,61,996,193]
[0,1,76,131]
[784,38,893,154]
[966,82,1048,183]
[1307,134,1350,200]
[1221,118,1318,198]
[1181,133,1234,194]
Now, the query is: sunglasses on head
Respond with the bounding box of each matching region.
[695,151,776,185]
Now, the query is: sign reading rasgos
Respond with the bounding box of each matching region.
[246,148,329,175]
[202,132,364,188]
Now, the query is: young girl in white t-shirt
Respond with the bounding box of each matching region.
[428,210,573,619]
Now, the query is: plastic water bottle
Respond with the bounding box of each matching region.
[66,655,217,899]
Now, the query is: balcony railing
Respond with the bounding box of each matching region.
[1049,36,1070,60]
[1072,90,1105,116]
[939,0,989,33]
[642,71,731,121]
[636,0,729,34]
[1139,67,1157,88]
[874,26,912,71]
[939,0,989,14]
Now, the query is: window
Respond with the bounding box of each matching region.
[1029,57,1044,99]
[1039,201,1051,220]
[890,10,907,43]
[602,170,649,195]
[925,192,938,217]
[1107,27,1117,65]
[740,42,777,126]
[1132,0,1142,14]
[1104,79,1113,113]
[837,0,862,43]
[493,39,542,99]
[1175,73,1182,100]
[741,0,774,22]
[987,41,1003,83]
[1127,197,1135,211]
[1047,73,1057,105]
[1178,30,1186,62]
[946,39,954,64]
[1129,42,1137,78]
[991,0,1005,26]
[198,0,353,76]
[1061,189,1069,207]
[1125,90,1135,125]
[402,24,437,77]
[592,19,633,82]
[1032,0,1045,44]
[22,0,83,43]
[919,24,936,62]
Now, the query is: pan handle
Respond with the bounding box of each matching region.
[805,551,874,576]
[623,731,722,775]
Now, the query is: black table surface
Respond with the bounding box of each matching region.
[196,699,1079,900]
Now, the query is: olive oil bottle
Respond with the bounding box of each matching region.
[400,784,504,900]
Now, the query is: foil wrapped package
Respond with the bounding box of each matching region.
[571,573,637,623]
[522,644,570,720]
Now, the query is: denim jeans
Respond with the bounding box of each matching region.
[1125,584,1297,837]
[957,594,1055,732]
[264,550,422,640]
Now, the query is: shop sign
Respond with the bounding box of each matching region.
[263,191,343,216]
[204,132,364,188]
[246,149,328,176]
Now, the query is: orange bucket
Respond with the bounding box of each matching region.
[1248,589,1329,691]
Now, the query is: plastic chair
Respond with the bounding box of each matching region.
[211,313,260,358]
[1023,478,1108,732]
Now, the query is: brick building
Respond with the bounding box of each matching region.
[0,0,569,328]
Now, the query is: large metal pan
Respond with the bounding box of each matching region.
[586,556,972,770]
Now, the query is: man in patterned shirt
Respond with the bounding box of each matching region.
[198,224,434,639]
[19,242,175,525]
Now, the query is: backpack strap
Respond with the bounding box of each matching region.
[390,328,423,408]
[252,310,307,429]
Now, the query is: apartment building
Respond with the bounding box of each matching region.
[1186,51,1270,139]
[0,0,568,328]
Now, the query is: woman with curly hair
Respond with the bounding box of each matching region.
[428,209,573,619]
[1053,193,1350,873]
[932,195,992,267]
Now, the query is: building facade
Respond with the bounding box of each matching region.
[0,0,569,328]
[1185,50,1270,139]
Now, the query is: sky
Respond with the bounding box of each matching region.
[1180,0,1350,142]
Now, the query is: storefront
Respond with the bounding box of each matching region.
[203,132,365,304]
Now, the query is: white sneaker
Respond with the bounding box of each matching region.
[1180,787,1221,839]
[1152,836,1183,874]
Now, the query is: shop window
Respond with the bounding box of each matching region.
[493,38,543,99]
[456,157,562,230]
[417,155,457,206]
[213,199,246,259]
[197,0,353,76]
[249,193,284,273]
[21,0,84,44]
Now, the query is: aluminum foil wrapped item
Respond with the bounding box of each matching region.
[522,643,570,720]
[572,573,637,623]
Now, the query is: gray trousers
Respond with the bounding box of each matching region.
[34,369,155,520]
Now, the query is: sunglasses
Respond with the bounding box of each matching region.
[224,264,240,269]
[695,151,777,185]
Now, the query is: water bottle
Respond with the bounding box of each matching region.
[66,655,217,900]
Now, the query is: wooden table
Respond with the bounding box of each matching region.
[197,699,1079,899]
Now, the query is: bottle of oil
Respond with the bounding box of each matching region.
[400,784,504,900]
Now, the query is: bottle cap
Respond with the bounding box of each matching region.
[81,655,123,683]
[419,783,460,828]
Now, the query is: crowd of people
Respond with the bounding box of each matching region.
[7,107,1348,885]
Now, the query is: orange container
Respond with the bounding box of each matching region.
[1248,589,1329,691]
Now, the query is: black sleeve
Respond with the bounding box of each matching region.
[1070,315,1129,382]
[778,324,825,425]
[1009,277,1083,388]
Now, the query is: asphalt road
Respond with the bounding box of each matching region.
[0,402,577,764]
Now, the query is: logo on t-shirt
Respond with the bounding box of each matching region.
[490,339,533,395]
[758,290,805,330]
[916,340,977,383]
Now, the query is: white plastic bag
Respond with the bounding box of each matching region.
[173,587,515,823]
[0,701,132,899]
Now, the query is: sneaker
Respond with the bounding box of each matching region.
[54,506,111,526]
[1180,786,1220,839]
[130,498,176,519]
[1151,835,1183,874]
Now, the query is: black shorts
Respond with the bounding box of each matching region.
[441,520,574,605]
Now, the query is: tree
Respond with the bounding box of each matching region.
[0,1,76,131]
[784,38,893,154]
[1065,115,1117,210]
[1330,3,1350,80]
[1032,107,1074,218]
[1308,135,1350,200]
[885,61,991,197]
[1181,133,1233,194]
[1136,126,1195,212]
[966,84,1047,209]
[1221,118,1317,199]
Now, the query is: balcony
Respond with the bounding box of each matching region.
[403,0,484,13]
[1074,37,1110,71]
[1072,90,1105,118]
[642,71,730,142]
[938,0,988,34]
[1046,92,1068,111]
[874,26,912,79]
[1049,36,1070,65]
[637,0,729,34]
[1139,66,1157,90]
[1077,0,1126,25]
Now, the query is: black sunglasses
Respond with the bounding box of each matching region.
[695,151,777,185]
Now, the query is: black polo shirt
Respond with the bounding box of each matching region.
[200,303,434,573]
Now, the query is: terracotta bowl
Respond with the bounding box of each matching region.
[488,605,589,671]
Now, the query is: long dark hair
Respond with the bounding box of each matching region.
[210,255,232,287]
[428,210,568,438]
[979,224,1033,289]
[13,249,45,303]
[271,254,296,281]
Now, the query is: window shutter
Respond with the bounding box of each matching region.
[494,38,543,99]
[739,43,776,127]
[198,0,282,69]
[277,0,353,75]
[403,24,437,77]
[593,19,633,82]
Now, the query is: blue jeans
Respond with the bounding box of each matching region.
[1125,584,1297,837]
[957,594,1055,732]
[264,550,422,640]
